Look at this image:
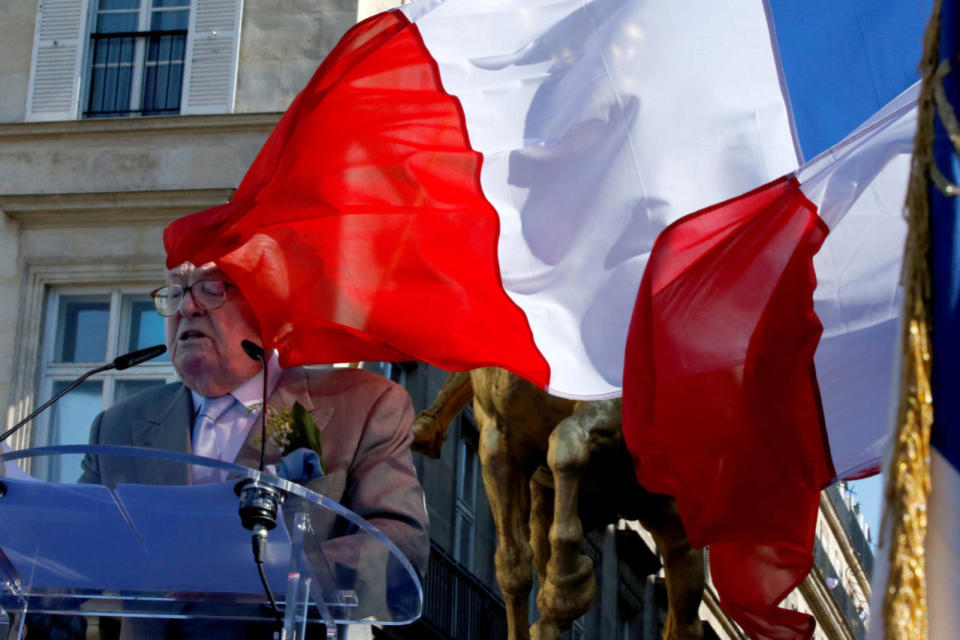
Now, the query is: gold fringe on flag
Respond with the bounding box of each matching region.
[881,0,960,637]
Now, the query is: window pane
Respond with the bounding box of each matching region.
[96,11,139,33]
[458,440,478,510]
[116,379,166,403]
[57,296,110,362]
[89,64,107,112]
[49,380,103,482]
[166,63,183,109]
[99,0,139,10]
[126,298,168,359]
[172,33,185,60]
[150,8,189,31]
[455,512,475,570]
[115,60,134,112]
[153,0,190,7]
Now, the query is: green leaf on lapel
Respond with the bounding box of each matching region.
[289,401,322,460]
[251,401,322,462]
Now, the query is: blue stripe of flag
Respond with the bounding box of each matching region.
[768,0,931,162]
[931,0,960,471]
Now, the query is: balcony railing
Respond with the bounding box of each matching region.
[813,536,867,639]
[418,540,508,639]
[85,30,187,118]
[825,484,875,577]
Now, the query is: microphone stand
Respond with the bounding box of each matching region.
[0,345,167,445]
[236,340,283,627]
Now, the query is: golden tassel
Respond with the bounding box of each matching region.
[882,1,945,638]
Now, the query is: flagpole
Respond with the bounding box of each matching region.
[882,1,944,638]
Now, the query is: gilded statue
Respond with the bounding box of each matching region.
[413,367,704,640]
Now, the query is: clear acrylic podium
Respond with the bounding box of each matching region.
[0,445,423,639]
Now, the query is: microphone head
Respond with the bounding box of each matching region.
[241,340,266,362]
[113,344,167,371]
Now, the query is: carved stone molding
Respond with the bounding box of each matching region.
[0,113,281,142]
[799,571,857,640]
[0,188,234,228]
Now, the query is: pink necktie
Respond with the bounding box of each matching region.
[192,394,235,483]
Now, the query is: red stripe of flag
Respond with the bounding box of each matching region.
[623,176,833,640]
[163,11,550,384]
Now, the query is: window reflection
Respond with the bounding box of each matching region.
[49,380,103,482]
[57,296,110,363]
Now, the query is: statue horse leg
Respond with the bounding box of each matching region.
[476,402,536,640]
[636,492,705,640]
[411,370,473,458]
[529,467,559,639]
[534,401,612,638]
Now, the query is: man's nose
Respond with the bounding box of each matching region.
[179,288,205,316]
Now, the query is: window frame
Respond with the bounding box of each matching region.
[33,285,177,450]
[25,0,244,121]
[452,417,480,571]
[81,0,192,118]
[4,261,169,453]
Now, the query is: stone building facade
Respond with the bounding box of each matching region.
[0,0,873,638]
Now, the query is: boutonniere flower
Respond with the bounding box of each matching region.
[250,401,323,464]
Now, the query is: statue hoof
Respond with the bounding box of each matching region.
[663,616,704,640]
[530,619,564,640]
[410,412,444,458]
[537,555,596,624]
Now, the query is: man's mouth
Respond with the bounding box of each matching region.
[179,330,207,340]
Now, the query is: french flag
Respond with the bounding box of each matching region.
[163,0,928,637]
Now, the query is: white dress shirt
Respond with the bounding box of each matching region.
[190,351,281,481]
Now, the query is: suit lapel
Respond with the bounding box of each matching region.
[233,367,334,470]
[131,384,193,484]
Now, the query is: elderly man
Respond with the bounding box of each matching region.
[78,261,429,637]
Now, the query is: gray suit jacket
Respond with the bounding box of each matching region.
[80,365,429,577]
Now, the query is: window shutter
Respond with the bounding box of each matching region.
[25,0,90,121]
[181,0,243,115]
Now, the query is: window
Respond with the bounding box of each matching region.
[453,422,480,571]
[26,0,243,121]
[358,361,409,387]
[569,618,584,640]
[85,0,191,117]
[34,288,177,481]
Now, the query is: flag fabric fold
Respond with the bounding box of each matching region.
[621,177,831,639]
[163,0,928,637]
[165,10,551,384]
[168,0,810,399]
[624,96,916,639]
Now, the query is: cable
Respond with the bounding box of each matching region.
[257,561,282,623]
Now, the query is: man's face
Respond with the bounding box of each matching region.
[164,262,263,397]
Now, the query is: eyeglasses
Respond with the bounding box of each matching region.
[150,280,235,316]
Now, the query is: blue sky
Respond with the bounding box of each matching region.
[847,474,883,549]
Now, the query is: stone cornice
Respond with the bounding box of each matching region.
[0,112,281,142]
[800,571,856,640]
[0,188,234,227]
[820,492,872,599]
[702,584,746,639]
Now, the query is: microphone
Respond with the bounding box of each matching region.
[114,344,167,370]
[0,344,167,444]
[241,340,265,363]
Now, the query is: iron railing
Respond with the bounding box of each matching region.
[418,540,508,639]
[825,484,875,576]
[85,29,187,117]
[813,536,868,639]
